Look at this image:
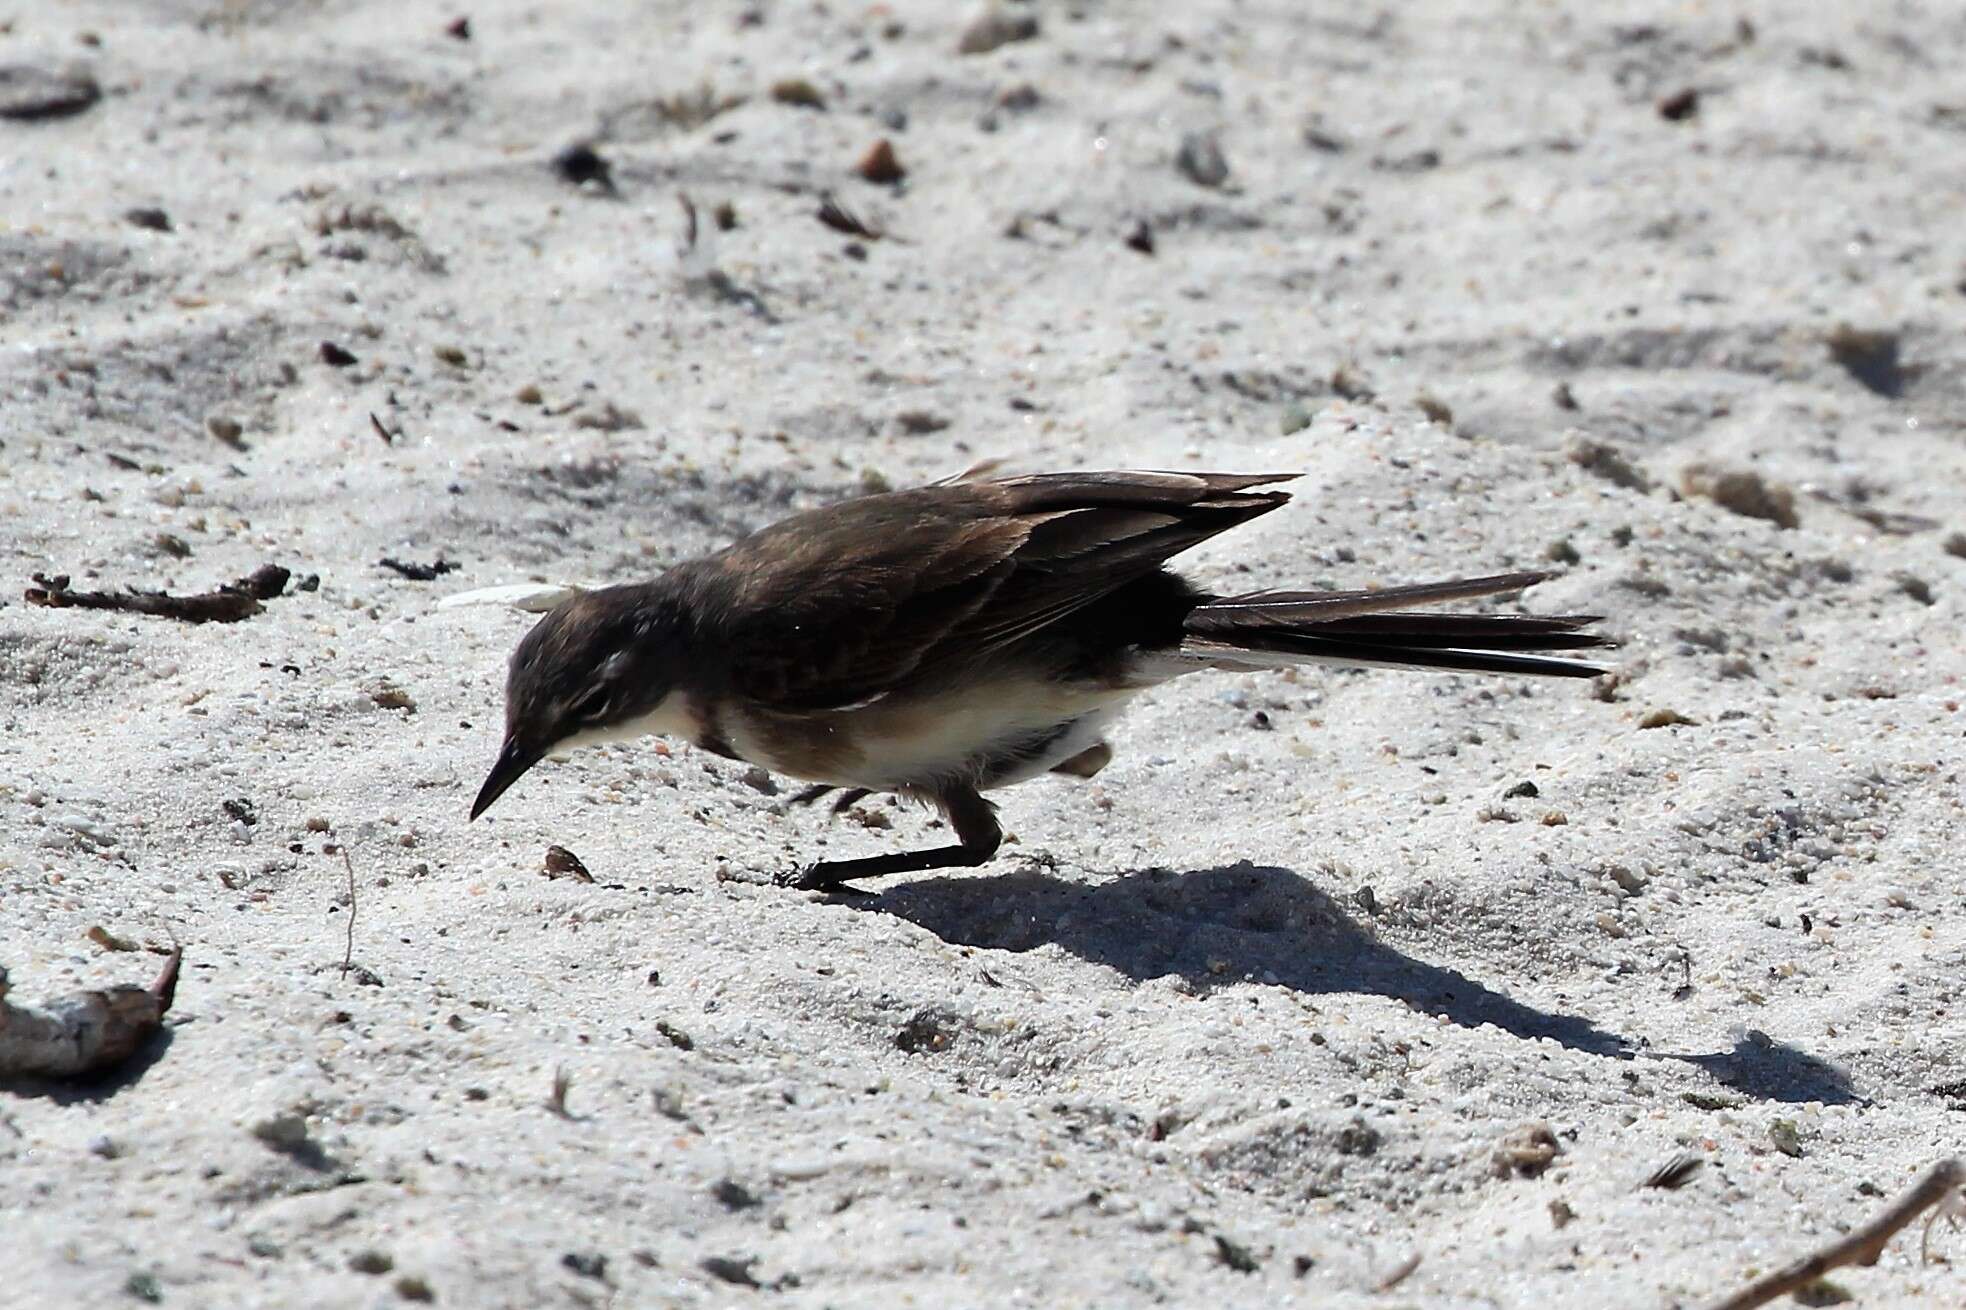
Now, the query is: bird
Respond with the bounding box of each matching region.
[470,469,1609,890]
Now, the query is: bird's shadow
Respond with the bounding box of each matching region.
[862,862,1856,1105]
[0,1027,177,1105]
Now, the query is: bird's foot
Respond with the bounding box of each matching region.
[775,862,872,896]
[786,785,874,820]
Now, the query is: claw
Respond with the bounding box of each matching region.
[829,788,873,815]
[776,864,870,896]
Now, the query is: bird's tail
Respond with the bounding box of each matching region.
[1180,571,1609,679]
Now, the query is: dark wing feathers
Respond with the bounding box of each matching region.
[713,470,1298,710]
[703,470,1606,709]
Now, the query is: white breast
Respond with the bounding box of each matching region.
[726,678,1134,792]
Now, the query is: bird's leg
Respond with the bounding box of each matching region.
[780,785,1001,892]
[787,784,874,821]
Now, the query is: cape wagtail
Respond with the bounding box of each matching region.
[471,469,1609,890]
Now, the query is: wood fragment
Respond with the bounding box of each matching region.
[1703,1159,1963,1310]
[0,949,181,1079]
[25,565,290,623]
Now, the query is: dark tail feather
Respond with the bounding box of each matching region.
[1186,570,1556,628]
[1185,572,1612,678]
[1302,612,1606,651]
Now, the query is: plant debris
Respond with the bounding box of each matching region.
[817,193,883,240]
[1491,1122,1561,1178]
[85,925,140,953]
[1213,1232,1260,1273]
[1643,1152,1705,1190]
[1703,1158,1962,1310]
[543,845,594,883]
[378,557,460,581]
[1565,434,1653,491]
[546,1065,576,1118]
[0,949,180,1080]
[699,1256,761,1288]
[770,77,826,109]
[1658,87,1701,121]
[26,564,291,623]
[1176,131,1230,189]
[1680,463,1798,529]
[552,142,616,193]
[1374,1252,1421,1293]
[957,9,1039,55]
[1825,325,1904,397]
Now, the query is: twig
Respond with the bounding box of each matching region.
[340,848,357,976]
[377,557,459,581]
[1703,1158,1964,1310]
[25,564,290,623]
[678,191,699,253]
[546,1065,575,1118]
[1374,1252,1421,1293]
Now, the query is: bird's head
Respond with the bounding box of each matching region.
[471,587,689,819]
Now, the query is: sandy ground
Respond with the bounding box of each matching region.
[4,1,1966,1306]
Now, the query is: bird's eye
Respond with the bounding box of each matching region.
[571,688,612,722]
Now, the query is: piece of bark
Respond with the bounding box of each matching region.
[1702,1158,1963,1310]
[0,949,181,1079]
[24,565,290,623]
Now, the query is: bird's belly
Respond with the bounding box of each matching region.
[729,679,1131,792]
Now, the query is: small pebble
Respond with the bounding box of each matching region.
[958,9,1039,55]
[1175,131,1230,188]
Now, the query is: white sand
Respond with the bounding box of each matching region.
[4,2,1965,1305]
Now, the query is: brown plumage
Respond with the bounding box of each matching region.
[473,470,1610,889]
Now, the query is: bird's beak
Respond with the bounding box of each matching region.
[471,736,544,820]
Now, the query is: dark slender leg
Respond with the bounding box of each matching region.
[780,785,1001,891]
[788,784,873,820]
